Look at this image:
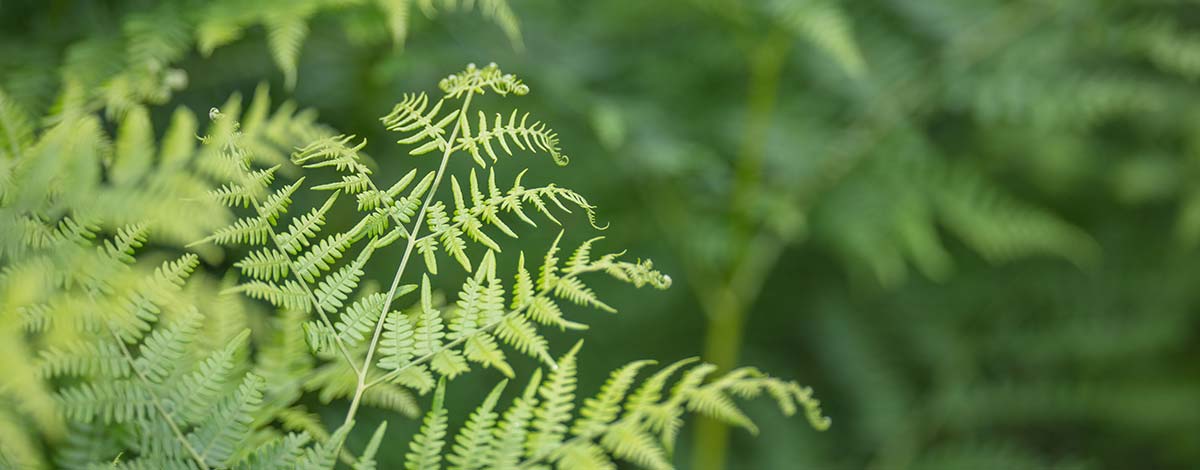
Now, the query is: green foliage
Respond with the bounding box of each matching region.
[0,43,828,468]
[525,1,1200,468]
[414,345,829,470]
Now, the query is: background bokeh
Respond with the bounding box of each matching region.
[5,0,1200,468]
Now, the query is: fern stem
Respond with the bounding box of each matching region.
[693,28,790,470]
[105,328,210,470]
[343,90,477,429]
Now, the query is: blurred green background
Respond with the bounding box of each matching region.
[5,0,1200,468]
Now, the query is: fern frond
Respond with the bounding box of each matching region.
[413,170,601,276]
[171,329,251,424]
[494,314,553,367]
[489,369,541,468]
[56,380,154,424]
[235,433,310,470]
[412,274,447,358]
[293,232,355,283]
[277,407,332,444]
[101,224,149,266]
[230,280,310,311]
[361,384,420,418]
[770,0,866,78]
[132,308,203,384]
[353,421,389,470]
[457,109,568,166]
[106,254,200,342]
[377,0,412,47]
[382,92,459,155]
[336,288,414,348]
[208,166,280,209]
[37,341,129,379]
[257,178,305,225]
[449,250,506,337]
[379,306,418,370]
[430,350,830,470]
[110,106,155,184]
[526,341,581,458]
[571,360,656,437]
[186,372,265,467]
[602,420,670,469]
[0,88,34,160]
[195,216,272,247]
[278,191,340,254]
[296,421,353,470]
[234,248,292,281]
[438,62,529,98]
[447,380,507,470]
[313,245,372,311]
[265,12,310,90]
[294,134,370,173]
[405,379,449,470]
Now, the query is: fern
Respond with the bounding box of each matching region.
[406,380,450,470]
[186,62,821,469]
[2,50,828,468]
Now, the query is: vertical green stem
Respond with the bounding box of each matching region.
[692,29,790,470]
[342,91,474,434]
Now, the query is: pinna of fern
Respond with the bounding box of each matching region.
[401,342,829,470]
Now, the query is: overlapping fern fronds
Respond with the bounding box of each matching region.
[1,58,830,468]
[404,344,830,470]
[2,0,525,121]
[182,63,832,469]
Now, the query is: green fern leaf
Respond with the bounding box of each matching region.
[277,191,340,254]
[37,341,129,379]
[494,314,553,367]
[186,372,265,467]
[382,93,459,155]
[362,385,420,418]
[490,369,541,468]
[235,433,310,470]
[230,280,310,311]
[597,421,668,470]
[412,274,447,357]
[110,105,154,184]
[458,109,568,167]
[572,360,655,437]
[133,308,203,384]
[296,421,353,470]
[293,232,354,283]
[379,308,418,370]
[447,380,507,470]
[555,441,616,470]
[265,12,309,90]
[172,329,251,424]
[354,421,389,470]
[313,245,373,311]
[406,379,449,470]
[234,247,292,281]
[56,380,153,424]
[526,341,581,459]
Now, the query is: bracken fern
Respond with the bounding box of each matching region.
[1,35,828,464]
